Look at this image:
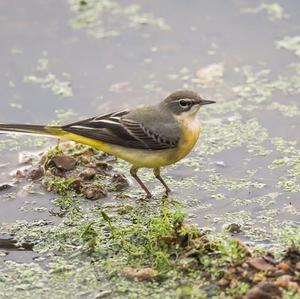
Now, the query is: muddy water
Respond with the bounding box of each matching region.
[0,0,300,264]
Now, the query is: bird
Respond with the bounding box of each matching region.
[0,90,215,198]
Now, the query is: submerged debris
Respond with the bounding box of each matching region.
[0,183,14,192]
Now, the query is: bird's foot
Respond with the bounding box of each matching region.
[164,187,171,197]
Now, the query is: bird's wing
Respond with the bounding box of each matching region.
[62,109,180,150]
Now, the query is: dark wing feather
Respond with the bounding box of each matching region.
[62,110,179,150]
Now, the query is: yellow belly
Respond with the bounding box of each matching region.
[50,123,201,168]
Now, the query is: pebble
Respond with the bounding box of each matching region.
[28,166,44,180]
[248,257,275,272]
[83,185,107,200]
[96,161,112,171]
[225,223,241,233]
[246,282,281,299]
[111,174,129,191]
[275,274,292,288]
[217,278,229,287]
[277,261,290,272]
[123,267,156,281]
[52,156,77,171]
[80,168,96,180]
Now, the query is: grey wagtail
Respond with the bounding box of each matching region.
[0,90,215,198]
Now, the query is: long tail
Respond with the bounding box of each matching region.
[0,123,65,138]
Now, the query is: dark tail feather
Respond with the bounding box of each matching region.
[0,124,64,137]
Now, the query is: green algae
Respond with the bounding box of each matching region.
[0,200,254,298]
[269,137,300,193]
[233,65,300,104]
[0,259,107,299]
[24,52,73,98]
[276,36,300,57]
[241,3,288,22]
[201,173,265,193]
[0,135,49,153]
[1,2,300,297]
[267,102,300,117]
[24,74,73,98]
[195,63,224,88]
[68,0,170,39]
[198,118,270,156]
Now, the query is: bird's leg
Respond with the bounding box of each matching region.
[56,138,61,149]
[130,166,152,198]
[153,168,171,195]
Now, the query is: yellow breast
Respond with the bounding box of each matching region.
[173,114,201,162]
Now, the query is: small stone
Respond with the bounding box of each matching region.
[246,282,281,299]
[15,169,26,179]
[295,261,300,271]
[96,161,112,171]
[275,274,292,288]
[288,281,299,292]
[79,156,90,164]
[28,166,44,180]
[123,267,156,281]
[218,278,229,287]
[225,223,241,233]
[111,174,129,191]
[44,170,52,177]
[277,261,290,272]
[52,156,77,171]
[248,258,275,272]
[252,272,266,283]
[83,185,107,200]
[80,168,96,180]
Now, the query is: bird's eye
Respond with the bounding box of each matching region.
[179,100,189,108]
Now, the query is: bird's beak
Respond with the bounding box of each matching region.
[197,98,216,106]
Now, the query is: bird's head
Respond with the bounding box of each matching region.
[160,90,215,117]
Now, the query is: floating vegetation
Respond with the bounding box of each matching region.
[1,0,300,297]
[233,65,300,104]
[241,2,288,21]
[68,0,170,39]
[276,36,300,57]
[1,189,300,298]
[24,52,73,98]
[270,138,300,193]
[267,102,300,117]
[199,118,270,156]
[195,63,224,88]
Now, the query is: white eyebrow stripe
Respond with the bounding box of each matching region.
[175,99,194,102]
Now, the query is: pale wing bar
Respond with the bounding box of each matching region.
[62,110,179,150]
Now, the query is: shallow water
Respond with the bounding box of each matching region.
[0,0,300,263]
